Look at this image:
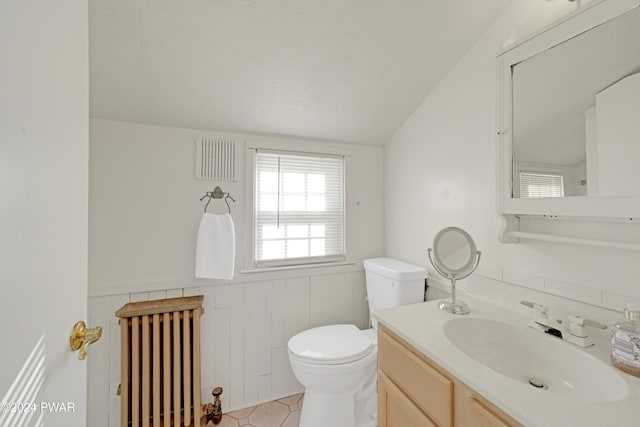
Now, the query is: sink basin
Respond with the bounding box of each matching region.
[443,317,629,402]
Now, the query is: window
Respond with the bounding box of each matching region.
[519,172,564,198]
[252,150,345,268]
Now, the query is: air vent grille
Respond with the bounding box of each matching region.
[196,138,237,181]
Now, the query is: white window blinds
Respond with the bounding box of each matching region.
[254,150,345,267]
[519,172,564,198]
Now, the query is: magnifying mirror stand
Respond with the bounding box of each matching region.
[428,248,481,315]
[438,277,471,315]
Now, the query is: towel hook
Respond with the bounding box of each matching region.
[200,186,235,214]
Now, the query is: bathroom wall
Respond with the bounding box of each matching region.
[384,0,640,310]
[88,118,383,426]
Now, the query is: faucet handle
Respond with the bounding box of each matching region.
[520,300,549,320]
[566,315,607,348]
[568,315,607,332]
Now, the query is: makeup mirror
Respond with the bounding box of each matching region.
[428,227,481,315]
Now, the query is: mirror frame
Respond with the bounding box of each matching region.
[430,227,479,278]
[428,227,481,315]
[498,0,640,219]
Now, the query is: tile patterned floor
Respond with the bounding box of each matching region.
[215,394,303,427]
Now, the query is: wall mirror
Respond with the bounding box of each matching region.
[512,5,640,199]
[499,0,640,219]
[428,227,481,315]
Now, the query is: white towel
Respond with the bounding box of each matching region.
[195,213,235,279]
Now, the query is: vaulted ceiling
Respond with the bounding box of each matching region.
[89,0,510,145]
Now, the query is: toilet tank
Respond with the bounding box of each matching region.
[363,257,427,329]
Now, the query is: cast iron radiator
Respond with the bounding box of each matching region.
[116,296,204,427]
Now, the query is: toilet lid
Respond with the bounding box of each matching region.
[288,324,373,364]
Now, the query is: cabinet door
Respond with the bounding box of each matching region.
[378,371,437,427]
[467,397,511,427]
[379,328,453,426]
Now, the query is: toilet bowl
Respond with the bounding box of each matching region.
[287,258,427,427]
[288,325,378,427]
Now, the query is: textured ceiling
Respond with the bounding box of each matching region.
[89,0,510,145]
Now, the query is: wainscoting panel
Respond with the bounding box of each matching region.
[87,271,368,426]
[87,296,111,427]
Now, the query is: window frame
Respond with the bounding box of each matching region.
[245,144,348,270]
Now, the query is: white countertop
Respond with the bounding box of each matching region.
[372,295,640,427]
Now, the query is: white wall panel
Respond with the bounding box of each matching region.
[106,294,129,427]
[108,294,130,381]
[108,379,121,427]
[213,307,230,408]
[270,346,286,397]
[503,269,545,291]
[243,328,260,404]
[166,288,183,298]
[183,286,202,297]
[284,277,310,339]
[215,284,230,309]
[252,283,272,375]
[148,290,167,300]
[544,279,602,306]
[347,271,370,330]
[199,286,217,397]
[129,291,149,302]
[88,297,111,427]
[229,283,246,409]
[309,272,369,329]
[271,279,286,347]
[258,374,272,401]
[87,270,365,421]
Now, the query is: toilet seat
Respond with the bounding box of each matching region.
[288,324,374,365]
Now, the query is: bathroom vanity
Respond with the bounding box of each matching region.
[374,296,640,427]
[378,324,519,427]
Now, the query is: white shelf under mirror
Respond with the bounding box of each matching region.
[500,214,640,251]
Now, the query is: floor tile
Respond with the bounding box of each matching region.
[215,393,303,427]
[214,415,239,427]
[281,410,301,427]
[248,401,289,427]
[276,393,302,406]
[226,405,256,420]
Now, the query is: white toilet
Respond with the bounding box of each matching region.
[287,257,427,427]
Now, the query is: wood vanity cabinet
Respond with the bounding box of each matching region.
[378,325,522,427]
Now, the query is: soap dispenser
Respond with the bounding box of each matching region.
[611,304,640,377]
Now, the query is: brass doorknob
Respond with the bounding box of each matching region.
[69,321,102,360]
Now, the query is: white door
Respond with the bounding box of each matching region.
[1,1,90,426]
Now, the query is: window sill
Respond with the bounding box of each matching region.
[240,260,356,274]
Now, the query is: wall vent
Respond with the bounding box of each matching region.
[196,138,237,181]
